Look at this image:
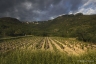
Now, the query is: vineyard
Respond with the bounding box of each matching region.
[0,36,96,64]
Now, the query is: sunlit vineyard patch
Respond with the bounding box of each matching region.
[0,36,96,64]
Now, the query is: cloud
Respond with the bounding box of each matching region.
[77,0,96,14]
[21,1,33,10]
[0,0,96,21]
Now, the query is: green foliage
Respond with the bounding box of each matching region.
[0,37,96,64]
[0,15,96,43]
[0,50,96,64]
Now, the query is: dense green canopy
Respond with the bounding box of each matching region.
[0,14,96,43]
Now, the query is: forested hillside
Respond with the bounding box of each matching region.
[44,14,96,43]
[0,13,96,43]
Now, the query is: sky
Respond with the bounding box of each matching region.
[0,0,96,21]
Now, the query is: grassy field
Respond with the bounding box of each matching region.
[0,36,96,64]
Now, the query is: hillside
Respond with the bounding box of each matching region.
[0,14,96,43]
[0,17,24,37]
[41,14,96,43]
[0,17,21,24]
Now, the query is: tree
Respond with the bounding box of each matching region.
[76,25,93,42]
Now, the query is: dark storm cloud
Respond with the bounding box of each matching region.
[0,0,95,21]
[0,0,25,12]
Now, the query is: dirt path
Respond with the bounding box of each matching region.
[73,46,85,54]
[64,40,85,54]
[49,38,64,52]
[41,38,46,50]
[47,37,54,51]
[54,39,79,55]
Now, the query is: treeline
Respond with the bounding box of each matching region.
[0,14,96,43]
[0,17,24,37]
[47,14,96,43]
[0,17,48,37]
